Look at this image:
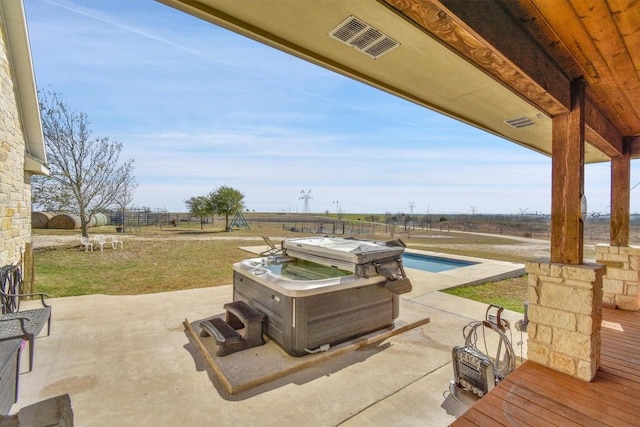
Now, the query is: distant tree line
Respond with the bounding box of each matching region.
[185,186,245,231]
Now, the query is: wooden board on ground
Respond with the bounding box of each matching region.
[184,309,430,395]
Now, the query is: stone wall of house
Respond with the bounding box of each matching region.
[525,260,605,381]
[595,244,640,311]
[0,17,32,268]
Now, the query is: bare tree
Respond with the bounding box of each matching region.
[384,211,398,237]
[32,90,136,237]
[113,167,137,232]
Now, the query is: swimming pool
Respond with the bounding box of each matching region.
[402,253,477,273]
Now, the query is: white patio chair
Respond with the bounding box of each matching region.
[109,236,123,249]
[80,236,93,252]
[93,235,108,251]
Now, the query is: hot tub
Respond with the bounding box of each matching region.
[232,237,411,356]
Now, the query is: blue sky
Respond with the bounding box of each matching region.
[22,0,635,215]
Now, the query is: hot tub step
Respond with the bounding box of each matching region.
[200,318,249,357]
[199,302,266,357]
[224,301,266,350]
[224,300,265,328]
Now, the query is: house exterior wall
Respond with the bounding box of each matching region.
[595,244,640,311]
[0,14,32,267]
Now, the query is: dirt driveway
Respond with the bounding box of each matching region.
[30,233,270,249]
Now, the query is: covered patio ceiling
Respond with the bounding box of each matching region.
[158,0,639,164]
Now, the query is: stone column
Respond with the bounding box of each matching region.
[595,244,640,311]
[525,259,605,381]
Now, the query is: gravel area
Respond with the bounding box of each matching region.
[30,233,275,249]
[31,235,82,249]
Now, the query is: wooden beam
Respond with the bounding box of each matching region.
[435,0,570,112]
[517,0,640,138]
[628,136,640,158]
[23,242,34,294]
[389,0,627,159]
[610,141,631,247]
[384,0,568,116]
[550,79,585,265]
[585,99,624,157]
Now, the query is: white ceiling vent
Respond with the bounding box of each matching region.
[504,116,535,129]
[329,16,399,59]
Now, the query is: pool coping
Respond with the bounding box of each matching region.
[402,248,525,297]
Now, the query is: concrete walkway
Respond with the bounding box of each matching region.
[11,252,526,426]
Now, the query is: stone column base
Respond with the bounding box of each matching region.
[525,259,605,381]
[595,244,640,311]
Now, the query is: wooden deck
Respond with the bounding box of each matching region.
[451,307,640,426]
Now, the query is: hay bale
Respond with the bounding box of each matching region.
[92,212,108,227]
[31,212,54,229]
[48,214,81,230]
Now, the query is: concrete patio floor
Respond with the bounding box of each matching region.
[10,252,526,426]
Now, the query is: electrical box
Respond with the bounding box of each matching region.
[452,345,496,397]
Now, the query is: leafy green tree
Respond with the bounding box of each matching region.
[32,90,136,237]
[209,186,245,232]
[185,195,211,230]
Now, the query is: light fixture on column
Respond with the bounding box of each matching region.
[580,195,588,220]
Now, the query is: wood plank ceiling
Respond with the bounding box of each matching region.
[512,0,640,154]
[387,0,640,157]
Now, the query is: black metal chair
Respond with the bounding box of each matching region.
[0,264,51,372]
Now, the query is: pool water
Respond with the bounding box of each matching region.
[402,253,477,273]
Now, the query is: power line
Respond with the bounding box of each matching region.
[299,189,312,213]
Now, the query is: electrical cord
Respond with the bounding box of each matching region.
[462,319,516,381]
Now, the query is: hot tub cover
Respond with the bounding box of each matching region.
[282,236,405,267]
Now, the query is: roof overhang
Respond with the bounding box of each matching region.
[157,0,627,164]
[1,0,48,175]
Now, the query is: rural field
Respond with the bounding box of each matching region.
[31,212,640,312]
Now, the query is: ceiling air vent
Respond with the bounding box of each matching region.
[504,116,535,129]
[329,16,399,59]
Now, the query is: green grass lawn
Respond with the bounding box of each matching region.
[441,275,528,313]
[35,237,256,297]
[34,224,532,303]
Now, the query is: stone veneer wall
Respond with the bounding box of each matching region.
[0,16,32,267]
[595,244,640,311]
[525,260,605,381]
